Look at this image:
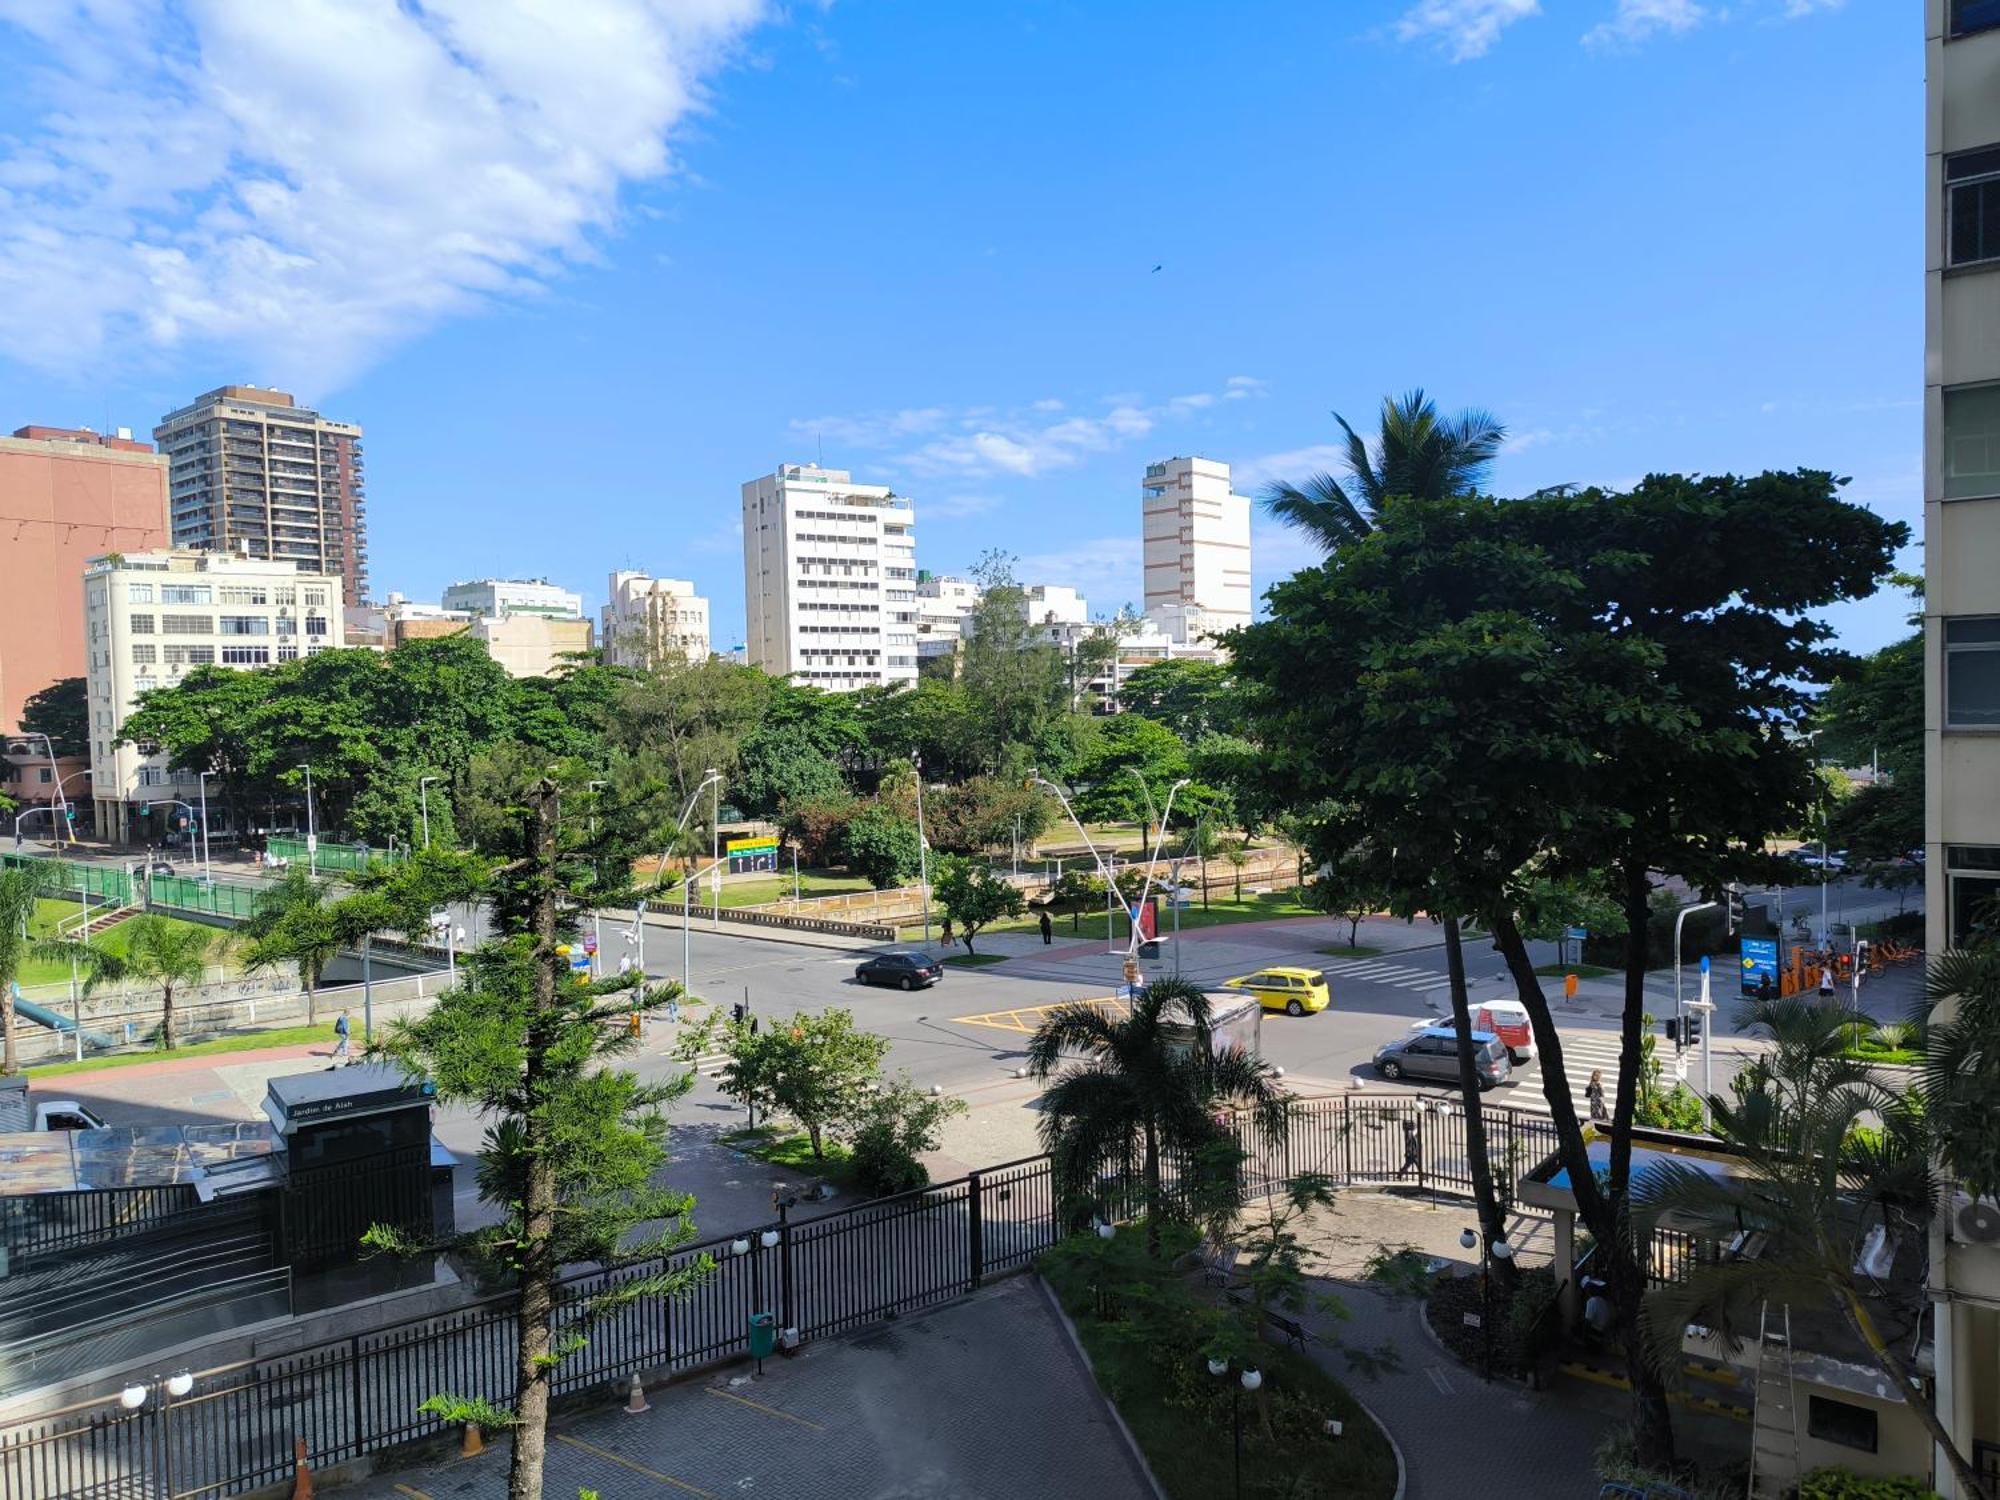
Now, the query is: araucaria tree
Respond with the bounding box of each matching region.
[1232,472,1904,1468]
[366,774,705,1500]
[1027,976,1288,1255]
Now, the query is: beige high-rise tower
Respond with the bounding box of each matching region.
[1140,456,1251,643]
[155,386,368,606]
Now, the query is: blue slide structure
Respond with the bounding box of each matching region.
[6,985,117,1049]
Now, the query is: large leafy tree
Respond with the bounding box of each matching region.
[959,551,1067,763]
[366,771,701,1500]
[680,1007,889,1159]
[1119,658,1236,741]
[1026,976,1288,1255]
[1260,389,1506,553]
[1071,715,1195,825]
[931,855,1026,954]
[238,867,344,1023]
[18,676,88,757]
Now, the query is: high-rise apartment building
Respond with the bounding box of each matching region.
[155,386,368,606]
[0,426,168,734]
[741,464,918,690]
[81,550,344,843]
[1927,3,2000,1490]
[601,572,711,668]
[1140,456,1252,643]
[440,578,583,621]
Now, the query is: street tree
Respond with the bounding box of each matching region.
[61,915,232,1052]
[843,804,923,889]
[1259,389,1506,554]
[366,770,702,1500]
[18,676,88,757]
[0,861,56,1074]
[1026,975,1288,1256]
[238,867,343,1023]
[1299,844,1392,950]
[931,855,1026,954]
[1120,659,1236,741]
[681,1007,890,1160]
[1071,715,1193,825]
[960,551,1067,761]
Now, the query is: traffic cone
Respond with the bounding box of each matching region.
[625,1374,650,1414]
[290,1437,313,1499]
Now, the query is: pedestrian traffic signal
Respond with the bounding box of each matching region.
[1664,1017,1683,1050]
[1725,885,1746,934]
[1685,1011,1703,1047]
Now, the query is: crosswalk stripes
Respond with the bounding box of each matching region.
[1499,1027,1768,1120]
[1321,957,1452,992]
[683,1050,731,1078]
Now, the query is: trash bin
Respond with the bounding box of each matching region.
[1138,936,1168,961]
[748,1311,777,1361]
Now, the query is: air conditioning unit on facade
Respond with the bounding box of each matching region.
[1954,1193,2000,1247]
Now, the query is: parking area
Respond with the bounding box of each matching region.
[345,1275,1155,1500]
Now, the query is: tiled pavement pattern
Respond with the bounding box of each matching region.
[350,1275,1154,1500]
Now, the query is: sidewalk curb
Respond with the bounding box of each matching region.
[1036,1275,1171,1500]
[1349,1385,1408,1500]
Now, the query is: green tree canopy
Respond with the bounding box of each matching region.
[18,676,88,757]
[932,855,1027,953]
[1119,659,1236,741]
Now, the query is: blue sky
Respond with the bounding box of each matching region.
[0,0,1919,652]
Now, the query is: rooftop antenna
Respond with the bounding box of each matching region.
[817,429,824,468]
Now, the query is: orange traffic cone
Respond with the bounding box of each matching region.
[290,1437,313,1499]
[626,1374,650,1414]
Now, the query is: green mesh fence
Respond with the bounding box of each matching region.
[265,836,402,874]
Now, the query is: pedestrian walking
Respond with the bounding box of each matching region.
[1039,910,1053,945]
[332,1010,351,1065]
[1756,972,1774,1003]
[1396,1114,1425,1179]
[1585,1068,1609,1124]
[1818,964,1836,1000]
[940,915,955,948]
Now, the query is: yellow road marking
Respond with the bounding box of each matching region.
[392,1487,434,1500]
[703,1384,826,1431]
[553,1433,714,1496]
[951,997,1124,1034]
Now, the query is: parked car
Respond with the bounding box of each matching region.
[148,860,174,877]
[1372,1027,1512,1090]
[855,949,945,991]
[1219,966,1331,1017]
[1411,999,1536,1063]
[1787,847,1848,873]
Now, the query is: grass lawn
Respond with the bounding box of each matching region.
[943,952,1008,968]
[715,869,876,908]
[977,889,1327,942]
[27,1023,331,1077]
[1534,962,1615,979]
[16,899,235,988]
[1316,944,1385,959]
[720,1125,857,1189]
[1046,1266,1398,1500]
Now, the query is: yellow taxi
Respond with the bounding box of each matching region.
[1220,966,1331,1017]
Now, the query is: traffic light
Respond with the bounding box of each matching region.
[1725,885,1746,934]
[139,803,151,817]
[1685,1011,1704,1048]
[1664,1017,1683,1050]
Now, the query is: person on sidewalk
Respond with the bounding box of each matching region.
[940,916,955,948]
[1039,910,1053,946]
[332,1010,351,1066]
[1818,964,1836,1000]
[1585,1068,1608,1124]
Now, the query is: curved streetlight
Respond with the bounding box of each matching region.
[1462,1226,1515,1380]
[1029,771,1189,982]
[643,769,722,1005]
[418,775,440,850]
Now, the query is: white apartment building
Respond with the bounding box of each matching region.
[601,571,711,668]
[1141,456,1252,643]
[81,550,344,844]
[1927,3,2000,1491]
[742,464,918,690]
[439,578,583,620]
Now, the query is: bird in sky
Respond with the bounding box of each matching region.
[1150,264,1163,273]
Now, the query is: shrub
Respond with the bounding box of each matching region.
[1797,1467,1942,1500]
[846,1075,967,1198]
[850,1120,928,1197]
[1594,1425,1742,1500]
[1635,1082,1706,1132]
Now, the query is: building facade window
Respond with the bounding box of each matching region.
[160,584,212,605]
[305,614,329,637]
[1949,847,2000,947]
[277,644,299,662]
[221,644,271,665]
[219,585,269,605]
[129,613,155,634]
[1953,0,2000,37]
[219,615,271,635]
[161,614,214,635]
[1950,147,2000,268]
[128,583,154,603]
[131,645,157,665]
[1947,617,2000,728]
[164,645,216,666]
[1944,385,2000,500]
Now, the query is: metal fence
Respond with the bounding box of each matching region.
[0,1100,1572,1500]
[265,838,402,875]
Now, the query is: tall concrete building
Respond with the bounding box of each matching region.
[0,426,169,735]
[1140,456,1252,643]
[1927,2,2000,1489]
[741,464,918,690]
[155,386,368,606]
[81,550,343,843]
[601,571,711,668]
[440,578,583,621]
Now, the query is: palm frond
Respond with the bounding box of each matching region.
[1024,1003,1122,1079]
[1259,474,1371,554]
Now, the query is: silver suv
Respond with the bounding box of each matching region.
[1372,1027,1511,1090]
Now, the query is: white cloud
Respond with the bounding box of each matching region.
[791,408,950,448]
[1231,443,1351,496]
[1012,536,1145,611]
[0,0,771,388]
[1224,375,1268,400]
[1394,0,1541,62]
[923,493,1001,521]
[1583,0,1707,50]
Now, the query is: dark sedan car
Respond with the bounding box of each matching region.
[855,949,945,991]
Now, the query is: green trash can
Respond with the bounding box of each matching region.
[749,1311,777,1364]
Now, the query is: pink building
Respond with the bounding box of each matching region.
[0,426,169,734]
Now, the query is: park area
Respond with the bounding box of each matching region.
[16,899,234,987]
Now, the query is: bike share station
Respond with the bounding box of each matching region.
[0,1063,457,1393]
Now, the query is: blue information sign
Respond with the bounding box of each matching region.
[1740,936,1779,996]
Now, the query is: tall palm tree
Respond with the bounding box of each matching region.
[1025,975,1288,1254]
[1914,943,2000,1202]
[1635,1027,1990,1498]
[62,915,232,1051]
[0,861,57,1075]
[1261,389,1507,554]
[239,866,342,1023]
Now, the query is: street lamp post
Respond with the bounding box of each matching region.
[1204,1357,1263,1500]
[196,771,214,886]
[1459,1226,1517,1381]
[297,764,316,877]
[419,775,439,850]
[1030,772,1188,987]
[911,752,931,945]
